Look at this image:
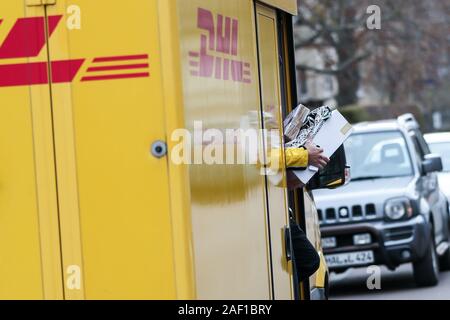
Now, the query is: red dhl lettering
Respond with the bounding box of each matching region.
[189,8,252,84]
[0,16,150,88]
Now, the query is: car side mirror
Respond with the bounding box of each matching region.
[308,145,348,190]
[422,154,443,174]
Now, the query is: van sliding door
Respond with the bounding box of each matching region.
[45,0,176,299]
[255,3,293,300]
[0,2,63,299]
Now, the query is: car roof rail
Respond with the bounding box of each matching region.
[397,113,419,129]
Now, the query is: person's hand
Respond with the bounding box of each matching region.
[286,171,305,190]
[305,141,330,170]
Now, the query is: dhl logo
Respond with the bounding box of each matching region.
[0,15,150,88]
[189,8,251,84]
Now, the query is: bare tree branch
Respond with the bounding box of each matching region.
[294,0,450,107]
[297,51,372,75]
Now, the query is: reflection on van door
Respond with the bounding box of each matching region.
[256,4,293,300]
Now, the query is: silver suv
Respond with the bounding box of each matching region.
[313,114,450,287]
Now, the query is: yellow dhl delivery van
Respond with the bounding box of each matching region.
[0,0,346,300]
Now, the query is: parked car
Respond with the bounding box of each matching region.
[313,114,450,287]
[425,132,450,219]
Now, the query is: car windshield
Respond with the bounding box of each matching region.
[427,142,450,172]
[345,131,414,181]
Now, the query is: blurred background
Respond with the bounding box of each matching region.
[293,0,450,300]
[293,0,450,133]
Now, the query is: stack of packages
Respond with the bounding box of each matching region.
[266,103,352,187]
[265,104,334,187]
[284,104,353,185]
[277,104,334,187]
[283,104,334,148]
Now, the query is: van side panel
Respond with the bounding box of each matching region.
[0,1,69,299]
[177,0,273,299]
[46,0,176,299]
[0,3,64,299]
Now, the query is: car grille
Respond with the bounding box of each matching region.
[318,203,378,225]
[385,226,414,242]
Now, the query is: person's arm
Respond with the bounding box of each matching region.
[270,144,330,170]
[269,147,308,170]
[285,147,309,168]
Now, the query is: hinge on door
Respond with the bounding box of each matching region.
[26,0,56,6]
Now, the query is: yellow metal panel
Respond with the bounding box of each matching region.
[314,252,327,288]
[26,0,57,6]
[46,0,176,299]
[255,4,293,300]
[26,0,44,6]
[304,191,328,290]
[259,0,298,15]
[43,4,85,299]
[177,0,272,299]
[0,4,63,299]
[157,0,196,299]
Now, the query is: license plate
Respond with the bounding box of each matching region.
[325,250,374,268]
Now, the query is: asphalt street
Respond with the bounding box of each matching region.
[329,264,450,300]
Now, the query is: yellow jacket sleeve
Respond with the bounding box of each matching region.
[285,147,309,168]
[270,147,309,169]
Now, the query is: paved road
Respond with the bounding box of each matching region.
[329,264,450,300]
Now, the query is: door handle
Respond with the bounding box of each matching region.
[284,226,292,262]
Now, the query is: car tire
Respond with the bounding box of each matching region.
[439,247,450,271]
[439,203,450,271]
[439,217,450,271]
[413,238,440,287]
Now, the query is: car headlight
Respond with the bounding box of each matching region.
[384,197,413,220]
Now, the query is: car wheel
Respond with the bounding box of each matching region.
[439,219,450,271]
[439,246,450,271]
[413,238,439,287]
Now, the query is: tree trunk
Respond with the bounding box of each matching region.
[336,63,360,107]
[335,29,361,107]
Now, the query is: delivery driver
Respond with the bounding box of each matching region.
[270,140,330,188]
[271,141,330,287]
[285,141,330,170]
[286,141,329,189]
